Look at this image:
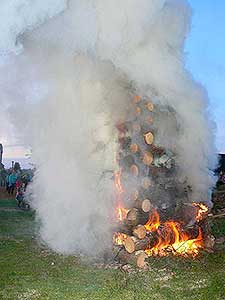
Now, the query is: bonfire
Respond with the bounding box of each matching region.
[112,95,212,268]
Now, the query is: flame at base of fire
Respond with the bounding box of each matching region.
[145,222,203,257]
[113,232,127,246]
[143,203,207,257]
[113,167,208,258]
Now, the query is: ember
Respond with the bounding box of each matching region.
[113,232,127,246]
[193,202,209,221]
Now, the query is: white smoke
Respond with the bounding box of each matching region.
[0,0,217,255]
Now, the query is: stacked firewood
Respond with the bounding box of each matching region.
[113,96,167,268]
[113,204,157,268]
[112,95,209,268]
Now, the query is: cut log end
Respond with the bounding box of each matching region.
[142,177,152,189]
[146,102,154,111]
[134,199,151,213]
[143,152,153,165]
[124,235,155,254]
[130,144,139,154]
[133,225,147,239]
[126,208,149,227]
[130,164,139,176]
[142,199,152,213]
[144,132,154,145]
[124,236,136,253]
[136,251,148,268]
[127,208,139,222]
[116,249,148,268]
[134,95,141,103]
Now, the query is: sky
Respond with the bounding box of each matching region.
[185,0,225,153]
[1,0,225,167]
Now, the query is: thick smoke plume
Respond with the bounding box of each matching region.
[0,0,217,255]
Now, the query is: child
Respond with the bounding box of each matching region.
[16,186,24,208]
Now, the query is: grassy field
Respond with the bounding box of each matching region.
[0,195,224,300]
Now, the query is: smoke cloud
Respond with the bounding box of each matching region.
[0,0,217,255]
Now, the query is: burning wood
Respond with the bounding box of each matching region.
[112,95,213,268]
[125,208,149,227]
[124,234,156,254]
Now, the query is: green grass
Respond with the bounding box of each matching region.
[0,198,18,208]
[0,197,225,300]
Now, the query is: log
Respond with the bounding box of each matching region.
[135,106,142,116]
[116,249,148,268]
[145,115,154,125]
[134,95,141,103]
[146,102,154,111]
[112,224,132,236]
[130,164,139,176]
[141,177,152,189]
[143,132,154,145]
[134,199,151,213]
[132,190,139,201]
[118,137,132,150]
[150,145,165,156]
[124,233,156,254]
[119,155,135,171]
[208,212,225,219]
[132,122,141,133]
[113,225,147,240]
[130,143,139,154]
[133,225,147,239]
[125,208,149,227]
[143,152,153,166]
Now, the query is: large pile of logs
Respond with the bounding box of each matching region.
[113,95,210,268]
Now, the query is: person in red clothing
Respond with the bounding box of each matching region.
[16,178,22,190]
[15,178,24,208]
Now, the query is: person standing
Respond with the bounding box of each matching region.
[8,170,18,194]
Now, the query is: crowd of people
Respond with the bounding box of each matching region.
[0,162,32,208]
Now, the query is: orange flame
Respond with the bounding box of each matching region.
[192,202,209,221]
[114,170,124,195]
[113,232,127,246]
[114,170,128,222]
[145,221,203,257]
[144,208,160,232]
[116,206,129,222]
[144,207,204,257]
